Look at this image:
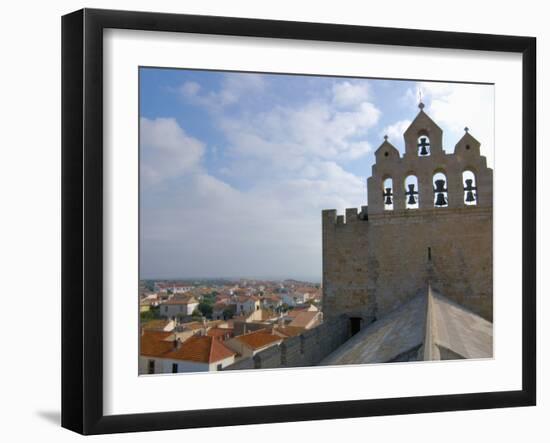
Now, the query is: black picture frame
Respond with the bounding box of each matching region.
[61,8,536,435]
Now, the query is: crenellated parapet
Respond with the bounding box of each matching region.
[322,206,369,226]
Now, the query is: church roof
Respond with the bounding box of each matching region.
[427,291,493,359]
[374,137,399,156]
[403,105,442,136]
[320,286,492,365]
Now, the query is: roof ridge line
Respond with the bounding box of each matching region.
[423,283,436,361]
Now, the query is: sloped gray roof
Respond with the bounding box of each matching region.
[320,286,492,366]
[427,290,493,359]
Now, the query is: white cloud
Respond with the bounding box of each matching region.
[179,73,266,111]
[141,77,381,279]
[332,81,371,108]
[381,119,412,153]
[140,117,205,184]
[218,94,379,177]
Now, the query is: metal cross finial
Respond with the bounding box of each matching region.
[384,134,388,141]
[464,126,469,132]
[418,90,425,110]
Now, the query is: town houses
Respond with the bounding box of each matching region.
[139,279,322,374]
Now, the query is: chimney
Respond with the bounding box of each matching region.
[173,337,182,350]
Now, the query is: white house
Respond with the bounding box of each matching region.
[139,332,236,374]
[235,296,260,315]
[291,292,310,305]
[262,295,283,310]
[160,295,199,318]
[154,282,193,294]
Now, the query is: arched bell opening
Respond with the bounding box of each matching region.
[404,175,419,209]
[463,170,478,205]
[432,172,448,208]
[383,177,394,211]
[417,134,431,157]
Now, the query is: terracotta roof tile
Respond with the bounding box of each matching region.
[289,311,320,328]
[163,296,198,305]
[141,332,235,363]
[140,331,174,357]
[235,329,283,350]
[274,325,305,338]
[207,327,233,339]
[142,319,172,331]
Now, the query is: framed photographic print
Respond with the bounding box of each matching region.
[61,8,536,435]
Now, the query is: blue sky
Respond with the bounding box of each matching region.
[139,68,494,281]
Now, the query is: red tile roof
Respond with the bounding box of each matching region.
[207,327,234,339]
[274,325,305,338]
[141,319,172,331]
[140,332,235,363]
[235,329,283,350]
[289,311,320,328]
[163,296,198,305]
[140,331,174,357]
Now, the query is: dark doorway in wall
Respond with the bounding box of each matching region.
[350,317,362,336]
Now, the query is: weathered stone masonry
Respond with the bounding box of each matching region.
[322,105,493,326]
[223,315,350,370]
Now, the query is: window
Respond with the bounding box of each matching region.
[404,175,419,209]
[148,359,155,374]
[417,135,431,156]
[433,172,448,207]
[383,177,393,210]
[172,363,178,373]
[462,170,478,205]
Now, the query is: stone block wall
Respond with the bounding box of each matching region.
[322,208,375,324]
[322,206,493,321]
[222,315,350,371]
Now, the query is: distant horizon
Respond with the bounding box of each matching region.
[139,275,322,284]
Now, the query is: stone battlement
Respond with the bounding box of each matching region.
[222,315,350,371]
[322,207,368,225]
[323,204,492,226]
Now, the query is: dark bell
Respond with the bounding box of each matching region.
[434,179,447,193]
[419,145,429,156]
[465,191,476,202]
[407,184,417,205]
[384,187,393,205]
[464,179,477,203]
[434,192,447,207]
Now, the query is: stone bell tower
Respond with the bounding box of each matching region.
[322,102,493,329]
